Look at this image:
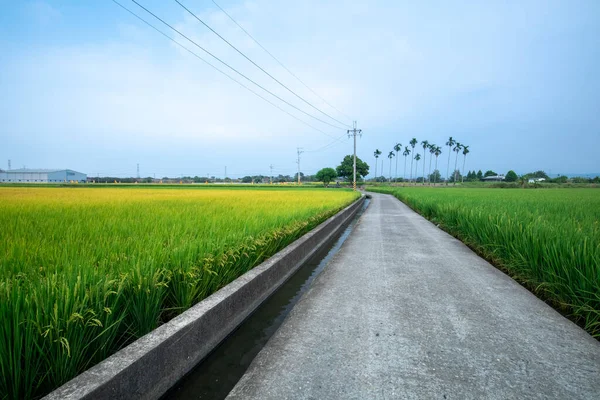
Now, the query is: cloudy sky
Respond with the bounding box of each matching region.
[1,0,599,178]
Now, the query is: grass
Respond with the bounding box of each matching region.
[368,186,600,338]
[0,186,359,399]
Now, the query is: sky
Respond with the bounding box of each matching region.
[1,0,599,178]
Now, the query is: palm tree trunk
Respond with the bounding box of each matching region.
[389,158,392,182]
[404,156,407,185]
[446,146,451,185]
[410,157,414,184]
[434,156,439,185]
[374,157,377,181]
[462,155,467,183]
[453,151,459,185]
[428,155,433,185]
[395,153,398,183]
[422,149,426,185]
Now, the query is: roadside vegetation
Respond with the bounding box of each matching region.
[368,186,600,338]
[0,186,359,399]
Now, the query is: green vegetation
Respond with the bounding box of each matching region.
[368,186,600,338]
[315,168,337,187]
[336,155,369,181]
[0,187,359,399]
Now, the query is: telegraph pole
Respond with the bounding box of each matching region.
[347,121,362,191]
[269,164,274,184]
[224,166,227,180]
[8,160,11,170]
[136,163,140,179]
[296,148,304,185]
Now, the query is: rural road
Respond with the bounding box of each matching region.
[227,192,600,399]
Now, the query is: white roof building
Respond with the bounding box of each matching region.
[0,169,87,183]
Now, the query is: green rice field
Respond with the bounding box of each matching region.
[0,186,359,399]
[369,186,600,338]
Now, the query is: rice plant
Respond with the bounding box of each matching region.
[0,187,359,399]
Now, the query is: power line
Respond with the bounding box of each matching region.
[305,133,348,153]
[111,0,338,140]
[173,0,350,129]
[129,0,344,132]
[211,0,352,123]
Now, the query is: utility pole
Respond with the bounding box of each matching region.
[347,121,362,191]
[224,166,227,180]
[8,160,11,170]
[136,163,140,179]
[269,164,274,184]
[296,148,304,185]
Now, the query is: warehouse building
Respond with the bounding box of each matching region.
[0,169,87,183]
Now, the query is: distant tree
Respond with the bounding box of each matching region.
[445,136,456,185]
[477,170,483,180]
[336,155,369,181]
[414,153,421,184]
[315,168,337,187]
[421,140,429,184]
[428,169,442,183]
[505,170,518,182]
[553,175,568,184]
[524,170,549,180]
[393,143,402,181]
[373,149,382,181]
[241,176,253,183]
[593,176,600,183]
[448,169,463,183]
[388,151,395,182]
[461,145,470,183]
[403,146,411,181]
[433,146,442,184]
[453,142,462,185]
[409,138,418,183]
[484,170,497,177]
[428,143,436,185]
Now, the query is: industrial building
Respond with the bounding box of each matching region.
[0,169,87,183]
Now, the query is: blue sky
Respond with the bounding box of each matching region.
[1,0,599,178]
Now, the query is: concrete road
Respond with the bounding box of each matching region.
[227,193,600,399]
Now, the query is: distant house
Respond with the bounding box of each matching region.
[0,169,87,183]
[528,177,546,183]
[482,175,505,182]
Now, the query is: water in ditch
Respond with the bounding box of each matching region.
[164,197,370,400]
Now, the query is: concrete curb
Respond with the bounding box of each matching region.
[45,195,365,400]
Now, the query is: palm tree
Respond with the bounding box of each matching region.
[388,151,395,182]
[428,144,435,185]
[453,142,462,185]
[393,143,402,181]
[433,146,442,185]
[445,136,456,185]
[461,145,470,183]
[420,140,429,185]
[374,149,381,181]
[414,153,421,184]
[409,138,417,183]
[403,146,411,183]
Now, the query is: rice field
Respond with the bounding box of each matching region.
[369,186,600,338]
[0,186,359,399]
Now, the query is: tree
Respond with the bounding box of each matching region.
[453,143,462,185]
[373,149,382,181]
[420,140,429,185]
[433,146,442,184]
[477,170,483,180]
[393,143,402,181]
[449,169,462,183]
[484,170,497,177]
[337,155,369,181]
[428,144,435,185]
[409,138,418,183]
[414,153,421,184]
[403,146,411,181]
[429,169,442,183]
[505,170,518,182]
[241,176,253,183]
[316,168,337,187]
[445,136,456,185]
[461,145,470,183]
[387,151,395,182]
